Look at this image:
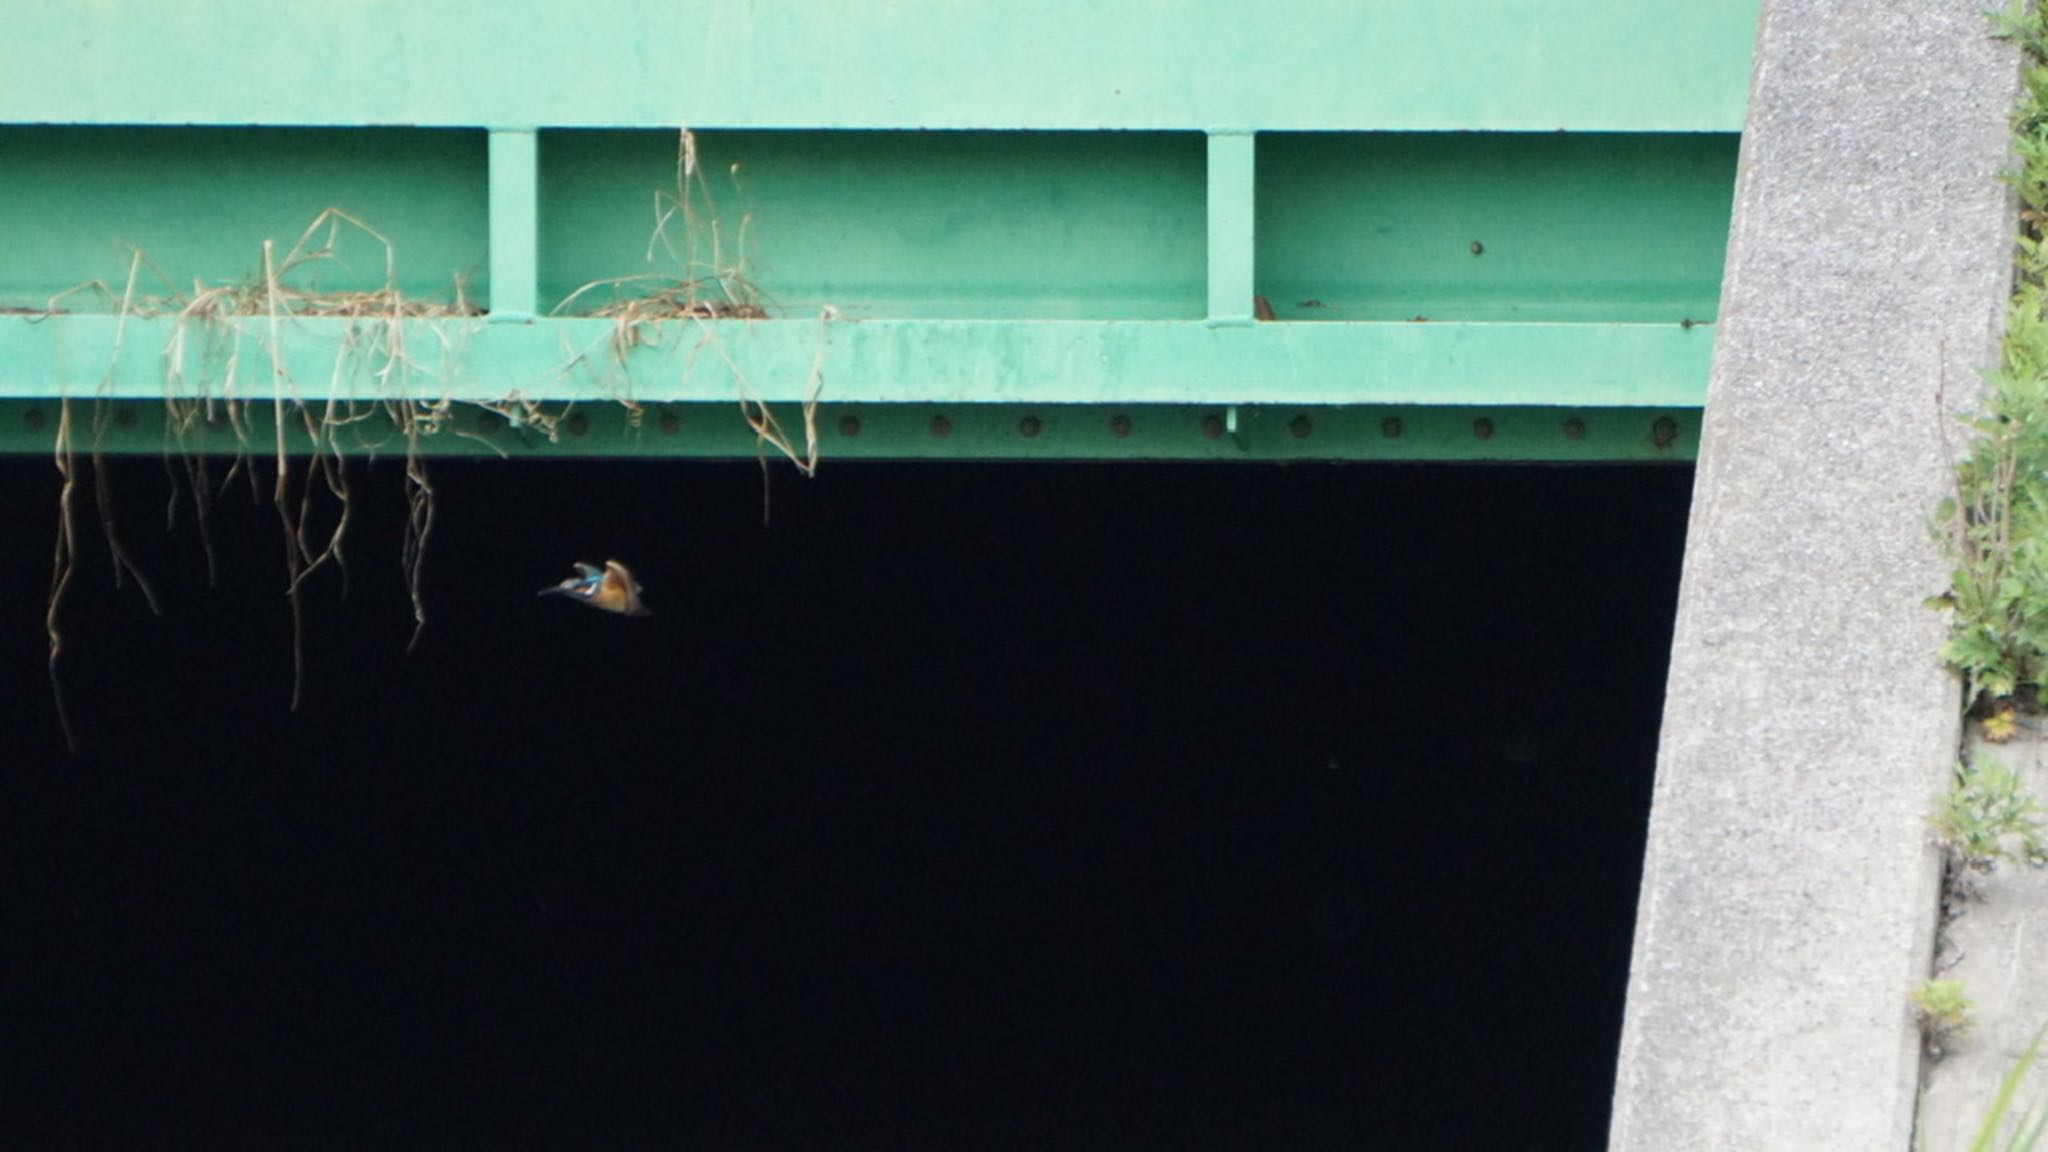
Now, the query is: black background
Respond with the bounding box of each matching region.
[1,454,1692,1149]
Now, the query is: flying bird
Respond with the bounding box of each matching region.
[539,560,651,617]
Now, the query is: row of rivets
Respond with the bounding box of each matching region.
[19,407,1684,448]
[813,412,1682,444]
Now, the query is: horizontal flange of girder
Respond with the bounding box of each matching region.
[0,399,1695,463]
[0,316,1712,410]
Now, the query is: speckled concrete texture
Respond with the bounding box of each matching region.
[1607,2,2018,1149]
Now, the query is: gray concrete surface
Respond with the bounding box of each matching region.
[1917,731,2048,1150]
[1606,3,2018,1149]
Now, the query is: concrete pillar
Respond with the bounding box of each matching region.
[1608,3,2018,1149]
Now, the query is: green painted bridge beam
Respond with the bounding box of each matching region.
[5,1,1760,133]
[487,130,539,323]
[1,6,1748,464]
[0,316,1714,409]
[1207,132,1257,326]
[0,400,1695,463]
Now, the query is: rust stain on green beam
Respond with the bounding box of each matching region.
[0,317,1714,409]
[5,1,1758,132]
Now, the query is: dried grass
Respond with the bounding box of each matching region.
[40,207,478,741]
[551,128,828,497]
[31,127,836,749]
[42,252,167,752]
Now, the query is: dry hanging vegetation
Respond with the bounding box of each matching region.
[551,128,828,490]
[36,127,834,751]
[41,209,481,749]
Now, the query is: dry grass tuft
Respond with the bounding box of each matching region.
[550,128,828,498]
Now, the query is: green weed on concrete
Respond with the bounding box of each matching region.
[1933,753,2048,879]
[1934,4,2048,710]
[1915,978,1977,1061]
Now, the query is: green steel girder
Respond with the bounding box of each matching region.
[7,1,1757,133]
[0,317,1713,408]
[0,2,1755,461]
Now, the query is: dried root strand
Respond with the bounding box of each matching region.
[258,238,314,712]
[90,250,165,614]
[47,396,79,754]
[169,451,221,588]
[399,405,436,652]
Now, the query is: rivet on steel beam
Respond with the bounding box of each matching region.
[23,408,46,432]
[839,414,862,437]
[1473,417,1495,440]
[478,410,505,436]
[931,414,953,438]
[1019,415,1043,439]
[1381,416,1403,438]
[1469,241,1485,256]
[1652,417,1679,449]
[566,413,590,437]
[1200,414,1224,439]
[658,411,680,436]
[1562,418,1585,441]
[1289,415,1312,439]
[1109,414,1132,439]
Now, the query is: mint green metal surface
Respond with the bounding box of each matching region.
[0,400,1695,463]
[0,127,1731,326]
[1259,133,1738,322]
[487,131,539,321]
[538,131,1206,320]
[0,127,488,307]
[0,316,1713,408]
[0,3,1754,461]
[8,1,1758,133]
[1207,133,1258,325]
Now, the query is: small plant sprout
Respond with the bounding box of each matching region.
[1931,754,2048,895]
[1914,978,1976,1061]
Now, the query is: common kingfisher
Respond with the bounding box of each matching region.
[539,560,651,617]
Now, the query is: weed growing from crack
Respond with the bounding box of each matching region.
[1913,978,1977,1063]
[1934,753,2047,895]
[1935,1,2048,715]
